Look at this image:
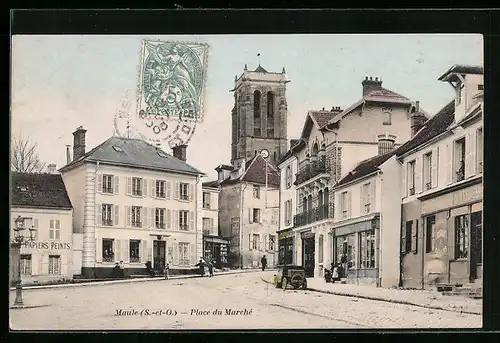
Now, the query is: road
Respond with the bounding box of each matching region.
[10,271,481,330]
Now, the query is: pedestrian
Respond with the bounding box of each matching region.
[195,259,205,276]
[332,264,339,282]
[164,263,170,280]
[207,260,214,277]
[145,260,155,277]
[261,255,267,271]
[112,262,121,278]
[119,260,125,278]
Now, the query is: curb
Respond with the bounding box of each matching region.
[9,269,271,292]
[260,277,481,316]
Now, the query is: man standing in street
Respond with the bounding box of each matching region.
[261,255,267,271]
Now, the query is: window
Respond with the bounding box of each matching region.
[132,177,142,196]
[20,254,32,275]
[103,239,115,262]
[286,166,292,188]
[103,174,114,193]
[49,219,61,240]
[132,206,142,227]
[425,215,436,253]
[340,191,349,219]
[179,242,190,266]
[454,138,466,182]
[112,145,123,152]
[180,183,189,200]
[284,199,292,225]
[48,255,61,275]
[155,208,165,229]
[361,183,371,214]
[273,151,277,161]
[203,192,211,209]
[477,128,483,174]
[253,186,260,199]
[407,161,416,195]
[129,240,141,263]
[383,110,391,125]
[156,180,166,198]
[455,215,469,259]
[203,218,212,235]
[267,92,275,137]
[179,210,189,230]
[252,234,260,250]
[318,235,324,264]
[359,230,376,269]
[102,204,113,226]
[254,91,261,136]
[335,234,356,269]
[471,212,482,264]
[424,152,433,190]
[253,208,260,223]
[402,221,413,254]
[269,235,276,251]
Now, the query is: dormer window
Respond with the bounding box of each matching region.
[157,150,167,158]
[112,146,124,152]
[457,83,465,105]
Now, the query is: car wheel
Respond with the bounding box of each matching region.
[275,280,282,288]
[281,277,287,290]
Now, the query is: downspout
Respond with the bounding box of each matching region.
[377,170,382,288]
[240,182,248,269]
[421,216,425,290]
[196,175,201,264]
[278,166,282,265]
[291,152,300,266]
[93,161,100,278]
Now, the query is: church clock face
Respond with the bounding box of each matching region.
[260,149,269,159]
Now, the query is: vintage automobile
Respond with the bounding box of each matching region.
[274,265,307,290]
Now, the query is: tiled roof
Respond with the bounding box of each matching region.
[396,100,455,157]
[438,65,484,81]
[11,172,73,209]
[363,87,411,104]
[335,151,396,187]
[59,136,204,176]
[254,65,268,73]
[221,155,280,187]
[310,111,339,128]
[202,180,220,189]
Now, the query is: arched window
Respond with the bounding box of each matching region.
[312,143,319,157]
[267,91,275,137]
[253,91,261,136]
[286,165,292,188]
[307,194,313,212]
[318,190,324,207]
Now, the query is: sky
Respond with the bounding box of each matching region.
[11,34,483,180]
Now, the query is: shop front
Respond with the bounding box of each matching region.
[332,215,380,285]
[203,235,229,269]
[278,229,294,266]
[419,177,482,287]
[301,231,315,277]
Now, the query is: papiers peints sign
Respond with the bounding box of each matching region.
[22,241,72,250]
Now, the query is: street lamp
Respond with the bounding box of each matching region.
[11,216,36,306]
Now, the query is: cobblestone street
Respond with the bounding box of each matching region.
[10,271,481,330]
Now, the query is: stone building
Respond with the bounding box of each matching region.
[59,127,205,278]
[230,64,289,165]
[217,154,280,269]
[397,65,483,289]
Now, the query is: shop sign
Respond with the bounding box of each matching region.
[22,241,71,250]
[422,183,482,214]
[278,231,291,240]
[301,231,314,239]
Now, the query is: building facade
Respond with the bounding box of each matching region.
[218,154,280,269]
[59,127,205,278]
[230,64,289,165]
[290,77,425,278]
[11,172,74,285]
[201,180,229,269]
[397,65,483,289]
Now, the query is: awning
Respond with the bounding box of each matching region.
[204,237,230,244]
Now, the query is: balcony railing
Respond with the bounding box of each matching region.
[294,160,330,186]
[293,203,334,227]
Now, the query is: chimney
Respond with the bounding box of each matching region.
[72,126,87,162]
[66,145,71,165]
[410,101,426,138]
[172,144,187,162]
[47,164,57,174]
[362,76,383,96]
[415,101,420,113]
[377,134,396,155]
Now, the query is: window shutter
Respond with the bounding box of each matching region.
[96,204,102,226]
[96,238,102,262]
[335,193,340,218]
[445,143,453,185]
[370,182,376,211]
[190,243,196,266]
[141,240,148,263]
[33,218,38,228]
[415,156,422,194]
[126,177,132,195]
[189,184,194,202]
[249,233,252,250]
[143,179,148,197]
[189,211,195,230]
[465,132,476,178]
[249,208,253,223]
[264,235,269,251]
[173,210,179,230]
[431,148,439,188]
[166,209,172,229]
[347,192,352,218]
[123,239,130,263]
[411,221,417,253]
[401,162,407,198]
[166,181,172,199]
[115,240,122,262]
[150,208,155,228]
[360,185,365,214]
[96,174,102,193]
[175,182,180,199]
[142,207,147,228]
[114,205,119,226]
[173,242,179,266]
[401,223,406,254]
[114,176,119,195]
[210,218,214,233]
[125,206,131,227]
[149,180,154,198]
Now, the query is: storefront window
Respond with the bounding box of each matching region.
[359,230,376,269]
[455,215,469,259]
[286,242,293,265]
[335,234,356,269]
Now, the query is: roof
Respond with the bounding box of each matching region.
[290,139,300,148]
[221,154,280,187]
[215,164,233,171]
[396,100,456,157]
[310,110,340,128]
[202,180,220,189]
[438,65,484,81]
[335,151,397,187]
[254,64,268,73]
[11,172,73,210]
[59,136,204,176]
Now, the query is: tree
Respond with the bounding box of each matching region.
[11,134,46,173]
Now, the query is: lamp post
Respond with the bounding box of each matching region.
[11,216,36,306]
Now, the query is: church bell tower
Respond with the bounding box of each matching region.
[230,64,289,165]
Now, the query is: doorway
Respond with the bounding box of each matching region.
[302,236,315,277]
[153,240,166,272]
[470,211,482,281]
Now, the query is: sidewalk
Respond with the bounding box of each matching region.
[261,274,482,315]
[11,268,274,292]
